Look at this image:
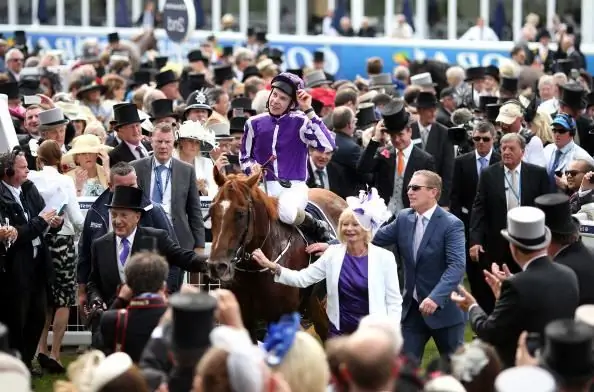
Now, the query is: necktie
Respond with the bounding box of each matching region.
[136,146,146,158]
[119,238,130,266]
[397,150,405,176]
[507,170,520,210]
[549,149,563,190]
[478,157,488,177]
[316,169,326,189]
[152,165,166,203]
[420,127,429,149]
[413,216,427,261]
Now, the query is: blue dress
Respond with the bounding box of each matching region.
[329,254,370,337]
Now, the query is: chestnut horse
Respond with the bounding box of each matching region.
[207,167,347,341]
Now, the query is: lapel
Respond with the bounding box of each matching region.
[406,211,416,264]
[494,163,507,204]
[329,245,347,291]
[520,163,530,206]
[131,227,158,254]
[121,142,136,162]
[104,233,120,284]
[467,153,479,191]
[140,158,152,196]
[367,245,379,306]
[411,123,421,142]
[382,147,397,193]
[416,207,442,263]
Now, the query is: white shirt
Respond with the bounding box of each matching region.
[460,25,500,41]
[322,16,338,36]
[523,134,547,167]
[416,202,438,224]
[544,140,594,173]
[126,141,149,160]
[475,149,493,177]
[504,163,522,207]
[115,227,137,282]
[150,158,173,217]
[393,23,414,39]
[2,181,41,253]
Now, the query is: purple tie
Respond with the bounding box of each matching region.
[119,238,130,266]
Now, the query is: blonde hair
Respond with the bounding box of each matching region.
[275,332,329,392]
[336,208,373,244]
[84,121,108,144]
[530,110,554,145]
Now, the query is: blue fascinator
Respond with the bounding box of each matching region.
[262,312,300,366]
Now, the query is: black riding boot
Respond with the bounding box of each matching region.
[297,212,335,243]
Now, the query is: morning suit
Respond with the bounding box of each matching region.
[554,240,594,305]
[470,162,550,273]
[411,122,455,206]
[274,244,402,331]
[109,140,152,166]
[436,106,454,128]
[373,206,466,360]
[450,150,501,314]
[470,256,579,368]
[87,226,208,307]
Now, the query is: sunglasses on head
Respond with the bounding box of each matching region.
[407,184,433,192]
[472,136,492,142]
[565,170,583,177]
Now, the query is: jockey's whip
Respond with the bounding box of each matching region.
[260,155,292,189]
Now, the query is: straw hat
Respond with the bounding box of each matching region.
[64,134,113,157]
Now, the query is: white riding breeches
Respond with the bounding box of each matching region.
[260,180,308,224]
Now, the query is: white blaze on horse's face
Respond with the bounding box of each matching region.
[216,200,231,246]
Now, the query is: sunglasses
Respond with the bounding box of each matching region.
[407,184,434,192]
[472,136,492,142]
[552,128,569,134]
[565,170,583,177]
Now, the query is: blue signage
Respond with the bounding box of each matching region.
[3,31,593,80]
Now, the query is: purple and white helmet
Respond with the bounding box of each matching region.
[270,72,305,103]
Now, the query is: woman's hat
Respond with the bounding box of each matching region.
[414,91,438,109]
[380,100,413,133]
[304,70,330,89]
[176,120,217,149]
[64,134,113,158]
[559,83,587,111]
[229,116,247,134]
[227,97,256,119]
[155,70,179,89]
[76,80,106,100]
[105,185,145,211]
[112,103,142,129]
[465,66,485,82]
[356,102,378,129]
[500,206,551,250]
[39,107,70,131]
[534,193,579,235]
[150,99,177,121]
[88,352,133,392]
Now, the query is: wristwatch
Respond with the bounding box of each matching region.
[304,107,315,115]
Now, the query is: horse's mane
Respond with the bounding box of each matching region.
[217,173,279,221]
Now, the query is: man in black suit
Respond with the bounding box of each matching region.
[357,99,435,216]
[470,133,549,276]
[452,206,579,368]
[306,146,349,199]
[536,193,594,305]
[451,121,501,314]
[411,92,454,207]
[99,252,168,362]
[109,104,152,166]
[87,185,208,311]
[436,88,455,128]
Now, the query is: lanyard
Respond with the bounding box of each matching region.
[153,159,172,201]
[504,171,521,204]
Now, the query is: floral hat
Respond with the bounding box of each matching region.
[346,188,391,236]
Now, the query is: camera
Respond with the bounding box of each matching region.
[447,121,475,156]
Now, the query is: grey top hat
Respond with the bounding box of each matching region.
[411,72,437,87]
[500,206,552,250]
[210,122,233,140]
[304,70,329,88]
[369,73,393,89]
[39,108,69,131]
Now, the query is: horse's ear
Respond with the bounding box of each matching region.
[246,167,261,188]
[213,165,227,187]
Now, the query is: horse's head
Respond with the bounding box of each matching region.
[208,166,278,282]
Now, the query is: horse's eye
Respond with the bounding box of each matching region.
[235,210,246,219]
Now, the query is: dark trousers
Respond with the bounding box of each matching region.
[401,300,465,362]
[466,252,496,315]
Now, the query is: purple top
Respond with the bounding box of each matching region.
[329,254,370,336]
[239,111,335,182]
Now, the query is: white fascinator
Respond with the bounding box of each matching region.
[176,120,218,149]
[346,188,391,236]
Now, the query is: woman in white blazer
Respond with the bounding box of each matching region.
[252,189,402,336]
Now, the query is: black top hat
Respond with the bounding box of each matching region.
[485,103,502,123]
[536,29,552,41]
[130,70,152,88]
[169,292,217,351]
[500,77,519,93]
[255,31,267,43]
[229,116,247,133]
[227,97,255,119]
[268,48,284,63]
[465,67,485,82]
[357,103,378,128]
[0,82,20,99]
[285,68,304,79]
[19,79,42,97]
[542,319,594,383]
[214,65,234,84]
[187,50,207,63]
[107,32,120,43]
[155,70,179,89]
[155,56,169,70]
[242,65,261,82]
[186,73,208,93]
[477,95,499,112]
[106,186,145,211]
[151,99,178,121]
[415,91,438,109]
[484,65,500,82]
[223,46,234,57]
[313,50,325,62]
[587,92,594,108]
[534,193,579,235]
[560,83,586,110]
[555,59,574,76]
[113,103,142,129]
[381,100,413,133]
[247,27,255,36]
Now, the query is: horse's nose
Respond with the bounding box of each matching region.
[215,262,229,277]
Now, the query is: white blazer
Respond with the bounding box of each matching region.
[275,243,402,331]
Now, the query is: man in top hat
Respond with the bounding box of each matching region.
[20,107,71,170]
[499,77,519,102]
[187,50,209,75]
[453,205,579,368]
[557,83,593,149]
[496,100,547,167]
[312,50,335,83]
[410,91,455,207]
[483,65,500,96]
[463,66,486,109]
[109,103,152,165]
[436,88,456,128]
[150,99,178,127]
[227,97,256,120]
[227,116,246,159]
[155,70,180,102]
[475,96,499,120]
[536,193,594,305]
[451,121,501,313]
[410,72,437,94]
[87,185,208,310]
[213,65,235,92]
[183,90,213,124]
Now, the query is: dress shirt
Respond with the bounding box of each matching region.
[310,158,329,189]
[398,141,415,169]
[475,149,493,176]
[150,158,173,217]
[544,141,594,172]
[2,181,41,255]
[116,227,137,282]
[504,163,522,207]
[125,141,149,160]
[412,203,438,300]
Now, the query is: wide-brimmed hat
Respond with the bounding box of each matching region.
[415,91,438,109]
[380,100,413,133]
[0,82,19,99]
[304,70,329,89]
[369,73,393,90]
[542,319,594,384]
[500,206,551,250]
[150,99,177,121]
[496,102,523,124]
[76,80,106,100]
[89,352,133,392]
[64,134,113,157]
[465,66,485,82]
[184,89,213,117]
[155,70,179,89]
[559,83,587,110]
[411,72,437,87]
[500,77,519,94]
[106,186,145,211]
[39,108,70,131]
[494,366,555,392]
[112,103,142,129]
[176,120,217,149]
[357,103,378,129]
[534,193,579,235]
[227,97,256,119]
[229,116,247,134]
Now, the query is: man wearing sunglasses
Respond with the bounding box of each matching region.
[544,113,594,192]
[566,160,594,213]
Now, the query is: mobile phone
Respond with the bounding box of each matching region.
[227,154,240,165]
[57,204,67,216]
[23,95,41,105]
[525,332,541,357]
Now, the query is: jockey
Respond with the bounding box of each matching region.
[240,72,337,242]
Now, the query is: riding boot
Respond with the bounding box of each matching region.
[295,211,335,243]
